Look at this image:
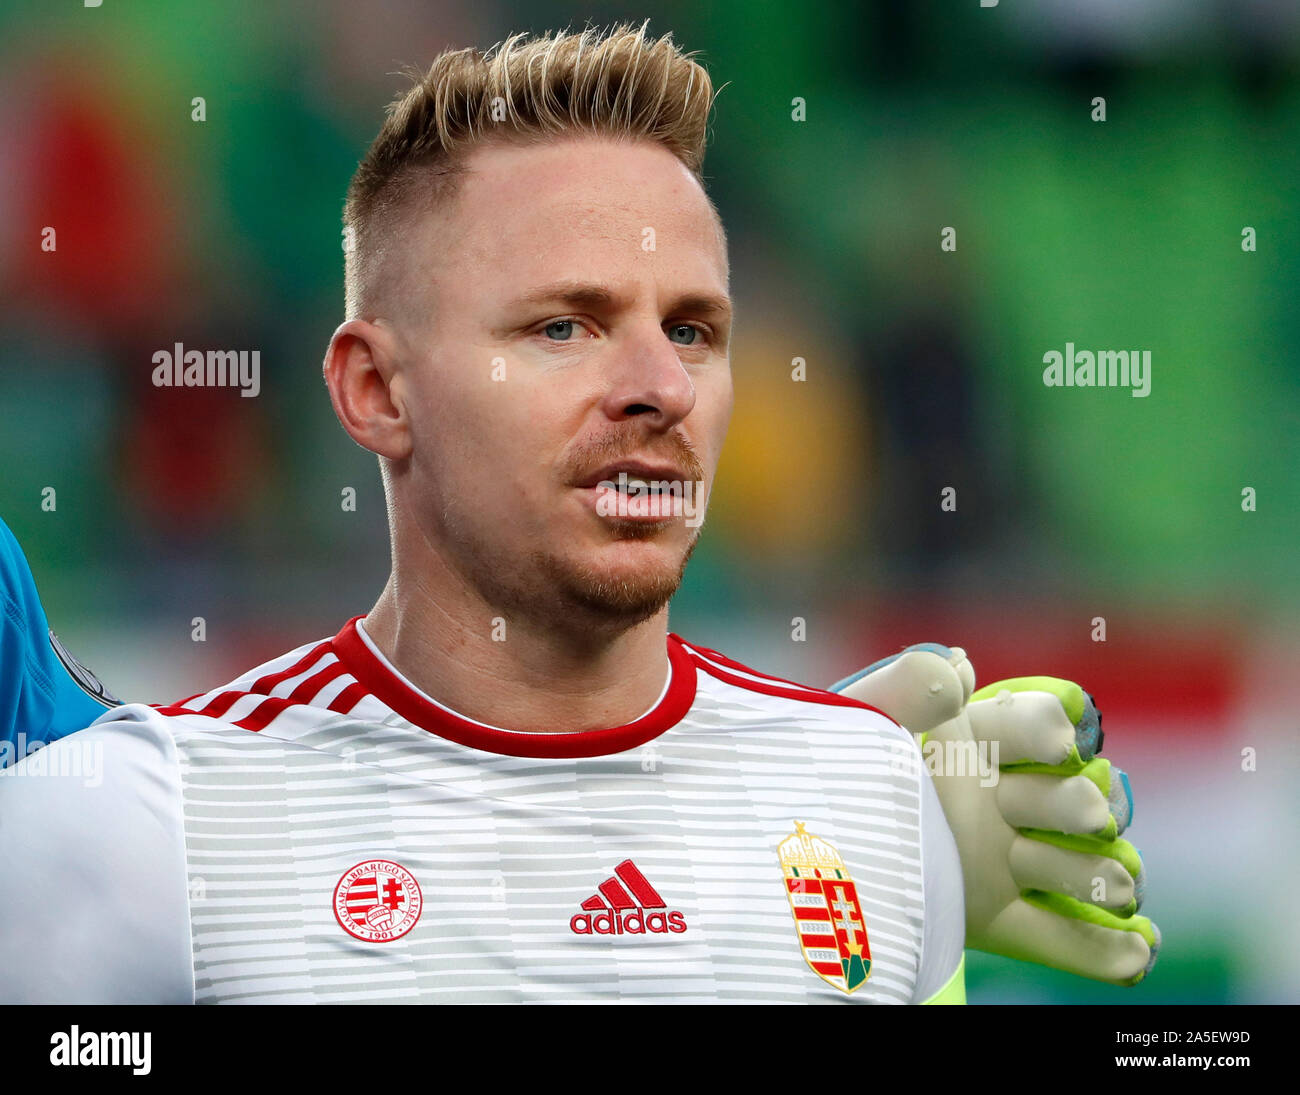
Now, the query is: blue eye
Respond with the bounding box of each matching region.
[544,319,577,340]
[667,323,698,345]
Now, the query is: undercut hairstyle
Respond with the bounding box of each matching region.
[342,21,722,321]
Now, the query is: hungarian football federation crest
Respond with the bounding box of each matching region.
[778,821,871,993]
[333,860,423,943]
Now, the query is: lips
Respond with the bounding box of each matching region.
[574,461,693,490]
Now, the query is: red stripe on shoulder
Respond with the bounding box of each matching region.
[675,638,821,689]
[248,640,333,695]
[150,703,228,721]
[151,645,348,730]
[194,690,249,718]
[328,681,368,714]
[288,660,347,702]
[152,686,346,732]
[235,695,302,732]
[676,636,894,719]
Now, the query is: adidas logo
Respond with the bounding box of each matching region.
[569,859,688,936]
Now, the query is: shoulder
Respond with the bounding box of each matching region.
[154,631,354,732]
[672,633,914,742]
[0,701,189,855]
[5,702,184,787]
[0,704,194,1002]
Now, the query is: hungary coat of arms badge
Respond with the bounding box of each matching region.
[778,821,871,993]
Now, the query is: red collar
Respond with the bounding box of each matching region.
[329,617,697,759]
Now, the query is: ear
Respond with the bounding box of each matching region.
[323,319,411,461]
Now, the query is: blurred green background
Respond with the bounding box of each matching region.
[0,0,1296,1003]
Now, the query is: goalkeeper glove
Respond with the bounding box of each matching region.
[833,643,1159,985]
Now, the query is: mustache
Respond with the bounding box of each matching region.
[565,424,706,486]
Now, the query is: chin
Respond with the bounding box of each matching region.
[544,530,699,625]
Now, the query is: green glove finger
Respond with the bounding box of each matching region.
[996,758,1132,836]
[1020,891,1160,984]
[971,676,1103,765]
[974,897,1159,984]
[1018,829,1144,910]
[1008,836,1138,913]
[965,689,1083,769]
[997,766,1115,837]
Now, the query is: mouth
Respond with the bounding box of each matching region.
[573,462,699,523]
[574,461,692,490]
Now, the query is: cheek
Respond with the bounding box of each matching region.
[404,372,497,497]
[423,370,559,514]
[696,370,734,464]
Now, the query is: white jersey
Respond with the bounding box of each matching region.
[0,618,964,1004]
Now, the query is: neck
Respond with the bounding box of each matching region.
[363,557,672,735]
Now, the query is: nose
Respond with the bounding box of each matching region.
[598,322,697,430]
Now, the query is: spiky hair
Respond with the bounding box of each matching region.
[342,21,719,319]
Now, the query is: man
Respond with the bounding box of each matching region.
[0,23,1153,1003]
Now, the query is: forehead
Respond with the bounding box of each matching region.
[418,134,728,299]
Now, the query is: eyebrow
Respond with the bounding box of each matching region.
[505,280,733,321]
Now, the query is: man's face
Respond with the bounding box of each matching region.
[387,134,733,630]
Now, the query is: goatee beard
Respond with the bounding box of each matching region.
[532,527,701,630]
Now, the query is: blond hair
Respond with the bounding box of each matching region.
[343,21,720,320]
